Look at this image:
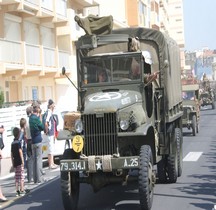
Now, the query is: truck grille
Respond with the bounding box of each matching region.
[82,113,118,156]
[182,107,189,119]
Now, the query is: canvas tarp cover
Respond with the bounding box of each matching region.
[80,27,182,112]
[112,28,182,113]
[74,15,113,35]
[118,29,180,114]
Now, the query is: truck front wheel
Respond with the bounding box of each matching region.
[192,115,196,136]
[138,145,154,210]
[61,149,80,210]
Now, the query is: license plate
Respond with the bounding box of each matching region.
[60,156,139,172]
[60,160,86,171]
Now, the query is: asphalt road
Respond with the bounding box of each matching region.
[2,105,216,210]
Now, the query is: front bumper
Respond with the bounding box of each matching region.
[60,156,140,172]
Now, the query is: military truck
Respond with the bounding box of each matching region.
[59,24,183,210]
[200,90,215,109]
[199,74,215,109]
[182,83,200,136]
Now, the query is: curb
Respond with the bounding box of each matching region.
[0,175,59,209]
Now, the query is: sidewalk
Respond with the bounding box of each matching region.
[0,163,60,209]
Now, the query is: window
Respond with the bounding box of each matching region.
[24,87,29,100]
[32,86,38,100]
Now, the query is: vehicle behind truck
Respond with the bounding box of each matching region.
[59,19,183,210]
[199,74,215,109]
[182,82,200,136]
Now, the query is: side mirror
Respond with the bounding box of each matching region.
[62,67,66,75]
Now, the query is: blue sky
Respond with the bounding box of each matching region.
[183,0,216,51]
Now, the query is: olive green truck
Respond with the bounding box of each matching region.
[59,27,183,210]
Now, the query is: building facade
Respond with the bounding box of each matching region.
[0,0,185,110]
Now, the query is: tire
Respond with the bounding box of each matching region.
[191,115,196,136]
[196,120,199,133]
[175,128,183,177]
[157,158,167,183]
[167,148,178,183]
[61,149,80,210]
[138,145,154,210]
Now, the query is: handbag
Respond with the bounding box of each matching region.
[0,134,4,150]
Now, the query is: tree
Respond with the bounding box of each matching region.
[0,88,4,108]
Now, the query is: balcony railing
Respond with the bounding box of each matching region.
[41,0,53,12]
[0,39,71,72]
[43,46,55,67]
[26,43,40,65]
[0,39,22,63]
[24,0,39,6]
[56,0,67,17]
[59,50,70,69]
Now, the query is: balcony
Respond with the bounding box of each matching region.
[0,39,22,64]
[0,0,67,23]
[73,0,98,9]
[59,50,70,69]
[0,0,20,5]
[0,38,71,76]
[24,0,39,7]
[0,39,23,74]
[26,43,40,67]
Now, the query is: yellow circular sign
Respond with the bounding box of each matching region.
[72,135,84,153]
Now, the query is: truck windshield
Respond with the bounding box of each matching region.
[81,53,142,85]
[182,91,195,100]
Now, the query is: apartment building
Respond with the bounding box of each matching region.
[151,0,160,30]
[168,0,185,70]
[0,0,98,110]
[0,0,185,109]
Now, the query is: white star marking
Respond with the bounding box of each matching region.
[95,160,102,170]
[89,92,121,102]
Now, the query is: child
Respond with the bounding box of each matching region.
[19,118,27,168]
[11,127,26,196]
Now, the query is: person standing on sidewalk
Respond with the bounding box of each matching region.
[0,149,7,202]
[11,127,26,196]
[26,106,33,183]
[44,99,58,169]
[0,126,7,202]
[29,104,44,184]
[0,125,7,202]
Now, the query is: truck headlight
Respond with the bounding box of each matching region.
[75,119,83,133]
[120,119,129,131]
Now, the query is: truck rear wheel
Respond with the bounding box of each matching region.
[138,145,154,210]
[192,115,196,136]
[175,128,183,177]
[61,149,80,210]
[167,148,178,183]
[157,158,167,183]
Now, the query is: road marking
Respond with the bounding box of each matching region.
[183,152,203,161]
[115,200,140,206]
